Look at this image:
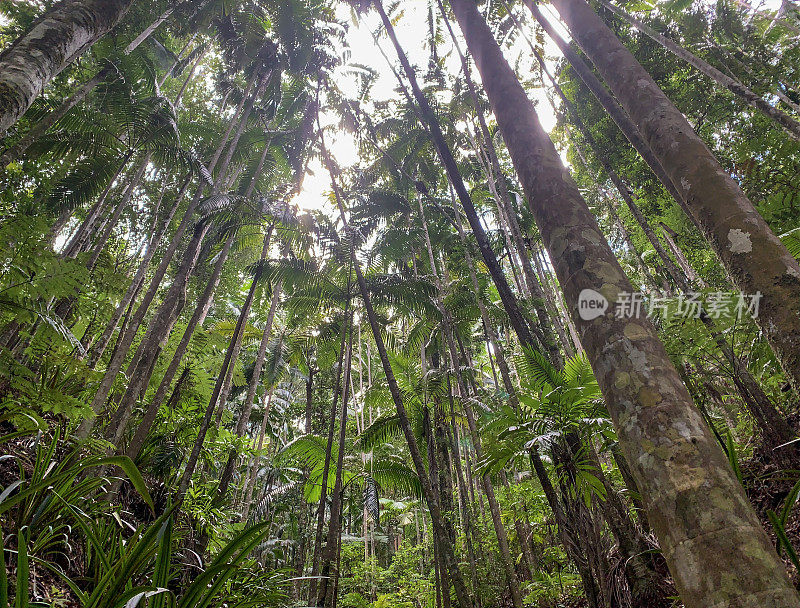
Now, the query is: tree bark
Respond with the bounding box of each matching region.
[309,286,352,604]
[448,2,800,606]
[0,0,135,135]
[317,323,353,608]
[121,235,234,463]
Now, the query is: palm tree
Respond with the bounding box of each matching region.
[446,1,799,605]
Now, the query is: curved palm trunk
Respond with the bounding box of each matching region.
[448,2,799,607]
[549,0,800,395]
[597,0,800,141]
[0,0,135,135]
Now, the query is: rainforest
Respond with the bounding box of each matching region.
[1,0,800,607]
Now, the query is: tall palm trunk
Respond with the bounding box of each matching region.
[373,0,540,354]
[309,280,352,604]
[597,0,800,141]
[174,227,272,499]
[419,196,523,608]
[321,131,474,608]
[101,218,211,443]
[448,2,799,607]
[317,323,354,608]
[536,41,796,455]
[549,0,800,395]
[86,152,151,271]
[87,177,189,365]
[211,227,273,425]
[240,385,274,521]
[0,0,135,135]
[81,69,257,436]
[216,280,283,499]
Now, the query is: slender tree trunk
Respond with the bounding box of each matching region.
[87,178,187,364]
[241,385,274,521]
[212,227,273,425]
[318,324,354,608]
[174,227,272,499]
[448,2,800,607]
[86,152,151,271]
[101,219,211,444]
[550,0,800,395]
[373,0,539,355]
[321,129,474,608]
[418,193,523,608]
[309,287,352,604]
[121,235,233,463]
[0,0,136,135]
[597,0,800,141]
[216,281,283,498]
[437,1,563,363]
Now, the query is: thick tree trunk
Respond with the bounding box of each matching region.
[0,0,135,135]
[448,2,800,607]
[598,0,800,141]
[526,2,797,460]
[0,66,112,167]
[551,0,800,395]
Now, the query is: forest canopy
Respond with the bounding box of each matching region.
[1,1,800,607]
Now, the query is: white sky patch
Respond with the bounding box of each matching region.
[294,2,565,214]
